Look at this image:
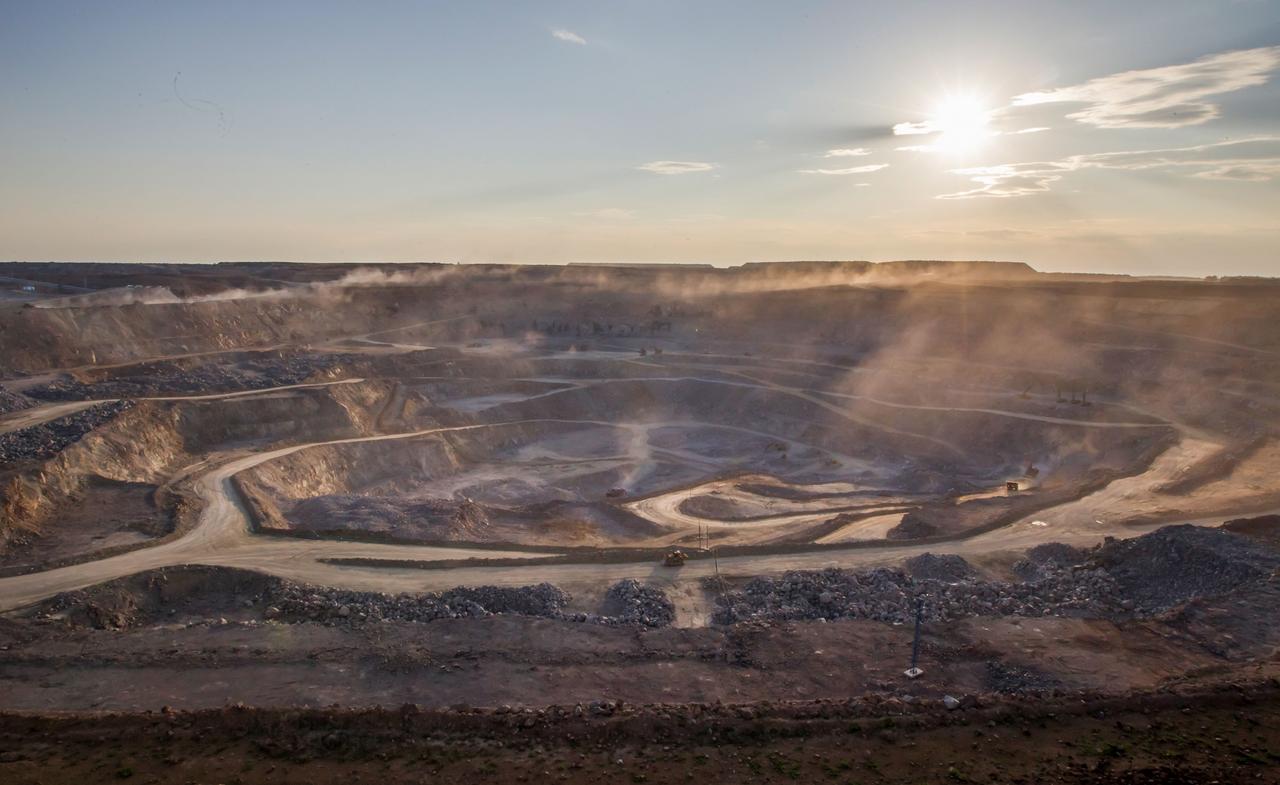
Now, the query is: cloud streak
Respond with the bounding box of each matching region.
[938,137,1280,199]
[893,120,939,136]
[891,46,1280,163]
[550,28,586,45]
[1012,46,1280,129]
[824,148,871,157]
[636,160,716,175]
[798,163,889,175]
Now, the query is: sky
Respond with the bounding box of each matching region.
[1,1,1279,276]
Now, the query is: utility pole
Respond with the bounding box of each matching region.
[904,598,925,679]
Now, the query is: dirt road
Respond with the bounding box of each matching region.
[0,351,1258,615]
[1,421,1262,614]
[0,378,370,434]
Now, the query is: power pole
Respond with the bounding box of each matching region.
[904,598,925,679]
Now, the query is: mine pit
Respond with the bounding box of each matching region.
[1,261,1279,766]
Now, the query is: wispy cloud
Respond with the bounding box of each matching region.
[798,163,889,175]
[636,160,716,175]
[1012,46,1280,129]
[824,148,871,157]
[938,163,1067,199]
[1194,162,1280,182]
[893,120,939,136]
[938,137,1280,198]
[892,46,1280,159]
[550,28,587,45]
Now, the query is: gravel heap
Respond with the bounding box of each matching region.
[904,552,977,583]
[597,579,676,627]
[266,580,678,628]
[0,400,134,466]
[1013,542,1087,581]
[1091,525,1280,614]
[712,565,1121,625]
[715,526,1280,626]
[27,355,341,401]
[267,582,570,624]
[36,567,681,630]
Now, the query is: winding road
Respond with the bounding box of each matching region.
[0,347,1263,615]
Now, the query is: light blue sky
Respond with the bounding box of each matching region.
[2,1,1278,275]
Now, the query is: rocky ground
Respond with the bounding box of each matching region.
[284,494,493,540]
[0,400,133,466]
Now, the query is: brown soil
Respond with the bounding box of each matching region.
[1224,514,1280,549]
[2,681,1280,784]
[0,478,170,569]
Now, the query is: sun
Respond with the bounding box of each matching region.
[929,95,994,154]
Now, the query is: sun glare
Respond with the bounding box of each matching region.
[930,95,994,154]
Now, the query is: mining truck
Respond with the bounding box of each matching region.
[663,549,688,567]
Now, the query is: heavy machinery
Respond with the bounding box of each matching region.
[663,549,688,567]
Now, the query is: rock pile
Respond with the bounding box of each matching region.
[598,579,676,627]
[904,552,976,583]
[266,582,570,624]
[268,579,678,628]
[37,566,682,630]
[1091,525,1280,614]
[0,400,134,466]
[715,526,1280,626]
[713,564,1123,625]
[1013,542,1086,581]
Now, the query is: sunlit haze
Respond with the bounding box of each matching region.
[2,1,1279,275]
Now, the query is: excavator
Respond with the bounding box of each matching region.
[663,549,688,567]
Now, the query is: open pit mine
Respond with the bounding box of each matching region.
[2,260,1280,783]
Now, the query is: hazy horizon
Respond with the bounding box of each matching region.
[2,1,1278,276]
